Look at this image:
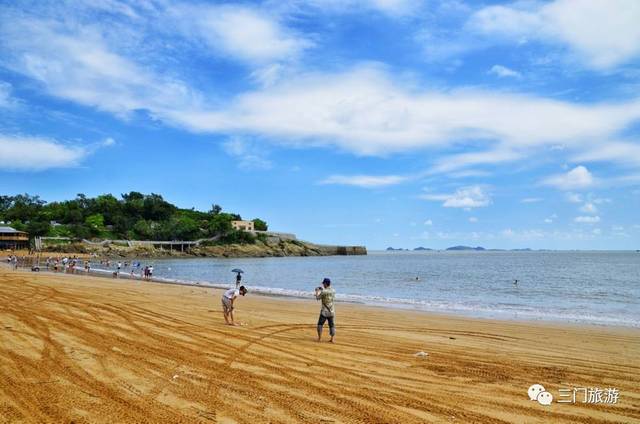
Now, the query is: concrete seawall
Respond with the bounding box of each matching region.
[308,244,367,256]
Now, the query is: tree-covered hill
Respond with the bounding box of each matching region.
[0,192,268,243]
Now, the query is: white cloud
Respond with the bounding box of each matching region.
[424,219,433,226]
[575,215,601,224]
[305,0,420,17]
[469,216,478,223]
[102,137,116,147]
[579,202,598,214]
[428,148,521,174]
[171,66,640,158]
[171,5,312,63]
[3,6,640,181]
[320,174,407,188]
[565,192,584,203]
[573,141,640,167]
[544,218,553,223]
[222,137,272,170]
[250,64,286,87]
[521,197,542,203]
[0,81,16,108]
[542,166,594,190]
[590,196,611,204]
[421,185,491,208]
[470,0,640,69]
[1,17,197,119]
[488,64,521,78]
[0,134,86,171]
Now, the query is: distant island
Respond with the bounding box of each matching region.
[446,245,486,251]
[383,245,534,252]
[0,192,366,258]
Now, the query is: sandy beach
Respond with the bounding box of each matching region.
[0,269,638,423]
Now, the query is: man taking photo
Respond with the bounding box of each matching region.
[315,278,336,343]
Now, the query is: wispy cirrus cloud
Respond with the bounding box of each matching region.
[222,137,273,171]
[488,64,521,79]
[0,15,198,119]
[0,134,87,171]
[300,0,423,17]
[320,174,408,188]
[0,81,17,108]
[575,215,601,224]
[169,4,313,64]
[521,197,543,203]
[579,202,598,214]
[573,141,640,168]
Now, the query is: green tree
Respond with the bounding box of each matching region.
[171,216,201,240]
[208,213,234,236]
[85,213,105,237]
[143,193,175,221]
[133,219,153,239]
[252,218,268,231]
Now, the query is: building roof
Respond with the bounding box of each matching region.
[0,226,27,234]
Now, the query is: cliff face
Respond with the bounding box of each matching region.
[41,239,367,258]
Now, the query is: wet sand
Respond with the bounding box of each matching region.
[0,269,638,423]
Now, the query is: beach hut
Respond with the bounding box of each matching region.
[0,226,29,250]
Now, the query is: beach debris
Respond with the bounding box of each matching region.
[414,351,429,358]
[172,374,179,380]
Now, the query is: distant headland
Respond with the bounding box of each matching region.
[0,192,366,258]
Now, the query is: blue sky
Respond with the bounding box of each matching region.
[1,0,640,249]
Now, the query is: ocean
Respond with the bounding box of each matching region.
[91,251,640,327]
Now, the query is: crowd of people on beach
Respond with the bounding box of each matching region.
[4,253,156,281]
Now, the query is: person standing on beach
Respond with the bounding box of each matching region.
[315,278,336,343]
[221,286,248,325]
[236,272,242,288]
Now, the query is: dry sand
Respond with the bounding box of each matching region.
[0,269,638,423]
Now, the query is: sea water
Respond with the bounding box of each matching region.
[94,251,640,327]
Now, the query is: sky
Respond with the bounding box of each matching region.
[1,0,640,250]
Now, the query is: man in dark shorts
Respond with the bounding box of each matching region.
[315,278,336,343]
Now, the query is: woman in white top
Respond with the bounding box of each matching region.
[221,285,247,325]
